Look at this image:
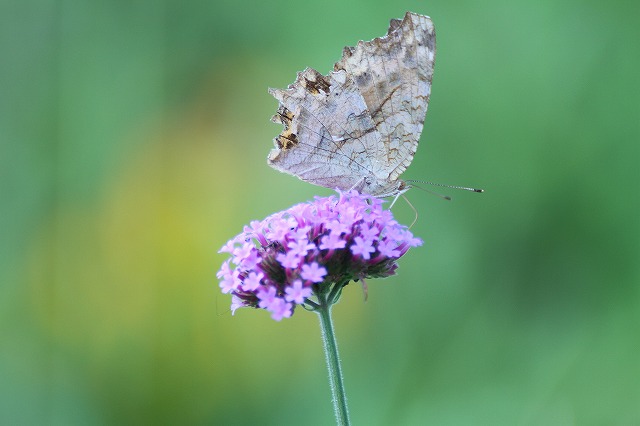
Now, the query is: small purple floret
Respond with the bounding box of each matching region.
[285,279,311,304]
[300,262,328,283]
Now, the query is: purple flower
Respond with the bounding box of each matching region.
[350,236,375,260]
[218,263,239,294]
[269,298,293,321]
[276,251,302,269]
[242,271,264,291]
[285,279,311,304]
[216,191,422,321]
[232,243,253,264]
[287,239,316,256]
[376,239,401,258]
[300,262,327,283]
[257,286,277,310]
[359,224,380,241]
[319,232,347,250]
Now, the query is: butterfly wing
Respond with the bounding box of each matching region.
[334,12,435,183]
[268,68,381,192]
[268,12,435,195]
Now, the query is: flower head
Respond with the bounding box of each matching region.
[216,191,422,321]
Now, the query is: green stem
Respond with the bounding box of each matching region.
[316,287,351,426]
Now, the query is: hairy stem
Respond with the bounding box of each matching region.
[316,286,350,426]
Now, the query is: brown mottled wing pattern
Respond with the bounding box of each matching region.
[268,12,436,196]
[268,68,381,192]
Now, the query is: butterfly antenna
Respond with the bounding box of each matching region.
[408,182,453,201]
[406,180,484,193]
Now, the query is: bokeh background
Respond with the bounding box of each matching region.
[2,0,638,424]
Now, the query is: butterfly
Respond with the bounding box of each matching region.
[268,12,435,198]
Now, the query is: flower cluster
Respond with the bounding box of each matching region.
[217,191,422,320]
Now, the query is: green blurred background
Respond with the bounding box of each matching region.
[2,0,638,424]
